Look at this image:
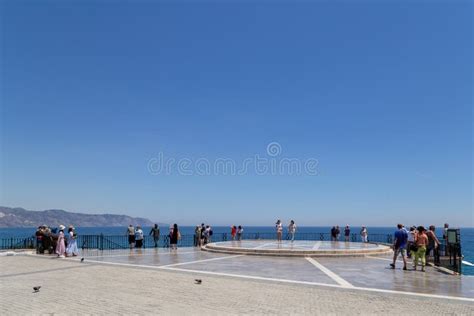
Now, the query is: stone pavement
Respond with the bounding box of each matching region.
[0,253,473,315]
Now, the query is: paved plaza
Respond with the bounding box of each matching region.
[0,245,473,315]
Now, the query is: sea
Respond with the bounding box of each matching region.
[1,226,472,276]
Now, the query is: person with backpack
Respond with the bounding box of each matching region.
[390,224,408,270]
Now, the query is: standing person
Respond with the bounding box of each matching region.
[66,226,79,257]
[149,224,160,248]
[126,225,135,249]
[55,225,66,258]
[390,224,408,270]
[194,226,201,247]
[135,226,144,248]
[413,226,429,272]
[169,223,180,250]
[200,223,206,246]
[443,223,449,256]
[335,226,341,241]
[207,225,213,243]
[344,225,351,242]
[360,226,368,243]
[276,220,283,242]
[407,226,416,258]
[330,226,336,241]
[35,226,44,254]
[426,225,440,265]
[231,226,237,241]
[288,220,297,242]
[237,225,243,241]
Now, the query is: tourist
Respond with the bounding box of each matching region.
[390,224,408,270]
[288,220,296,242]
[360,226,368,243]
[276,220,283,242]
[35,226,44,254]
[237,225,243,241]
[149,224,160,248]
[413,226,428,272]
[407,226,416,258]
[231,226,237,240]
[194,226,201,247]
[55,225,66,258]
[335,226,341,241]
[443,223,449,256]
[206,225,213,243]
[426,225,440,265]
[66,225,79,257]
[200,223,206,245]
[330,226,337,241]
[135,226,144,248]
[344,225,350,242]
[169,223,180,250]
[126,224,135,249]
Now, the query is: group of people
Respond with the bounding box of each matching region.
[126,224,161,249]
[275,219,297,242]
[35,224,79,258]
[391,224,445,272]
[194,224,213,247]
[330,225,368,242]
[230,225,244,241]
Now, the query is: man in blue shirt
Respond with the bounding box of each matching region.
[390,224,408,270]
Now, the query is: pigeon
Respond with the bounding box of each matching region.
[33,286,41,293]
[80,258,84,263]
[194,279,202,285]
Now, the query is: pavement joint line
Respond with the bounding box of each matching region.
[161,266,474,303]
[305,257,354,288]
[24,255,474,303]
[253,242,277,249]
[365,256,413,263]
[160,254,244,267]
[312,241,322,250]
[81,250,198,258]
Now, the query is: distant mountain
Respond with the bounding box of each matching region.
[0,206,158,228]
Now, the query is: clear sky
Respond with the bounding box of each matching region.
[1,1,472,227]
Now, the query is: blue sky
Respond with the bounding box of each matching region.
[1,1,472,227]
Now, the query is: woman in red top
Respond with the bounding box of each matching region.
[231,226,237,240]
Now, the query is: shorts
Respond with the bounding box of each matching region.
[394,247,406,257]
[128,235,135,244]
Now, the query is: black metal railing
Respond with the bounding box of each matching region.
[0,232,396,250]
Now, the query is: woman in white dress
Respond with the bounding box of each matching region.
[66,226,79,257]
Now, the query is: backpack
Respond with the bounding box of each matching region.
[209,229,213,236]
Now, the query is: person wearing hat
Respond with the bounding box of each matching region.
[56,225,66,258]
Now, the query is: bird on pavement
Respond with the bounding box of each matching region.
[194,279,202,285]
[80,258,84,262]
[33,286,41,293]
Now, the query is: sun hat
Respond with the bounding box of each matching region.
[59,225,66,231]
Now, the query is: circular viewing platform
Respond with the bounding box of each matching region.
[202,240,392,257]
